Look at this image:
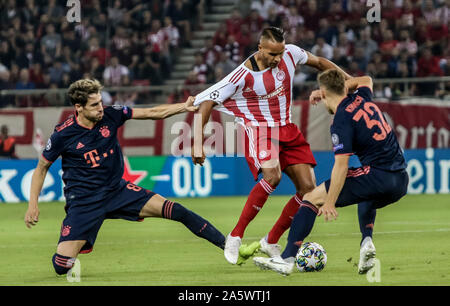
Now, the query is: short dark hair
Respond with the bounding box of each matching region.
[67,78,103,106]
[317,69,346,96]
[260,27,285,43]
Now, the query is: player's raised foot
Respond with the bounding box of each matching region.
[259,235,282,257]
[236,241,261,265]
[358,237,376,274]
[224,234,241,264]
[253,256,294,276]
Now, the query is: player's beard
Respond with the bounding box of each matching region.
[86,111,103,123]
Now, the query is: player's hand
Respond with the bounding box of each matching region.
[24,205,40,228]
[191,145,206,166]
[184,96,198,112]
[318,203,338,222]
[309,89,323,105]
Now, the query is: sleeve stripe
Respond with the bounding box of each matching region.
[231,68,246,84]
[335,153,354,156]
[233,70,247,84]
[229,68,244,83]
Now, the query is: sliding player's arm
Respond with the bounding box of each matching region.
[192,100,216,166]
[318,154,349,221]
[132,96,197,120]
[25,157,52,228]
[304,51,353,80]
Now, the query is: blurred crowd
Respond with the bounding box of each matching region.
[184,0,450,100]
[0,0,207,107]
[0,0,449,109]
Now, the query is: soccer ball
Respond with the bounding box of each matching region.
[295,242,327,272]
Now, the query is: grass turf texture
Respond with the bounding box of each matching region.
[0,194,449,286]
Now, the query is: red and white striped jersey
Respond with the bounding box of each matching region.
[194,44,308,127]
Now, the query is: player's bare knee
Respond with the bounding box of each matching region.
[56,240,86,258]
[302,194,321,209]
[262,170,282,187]
[139,194,166,218]
[303,183,327,208]
[298,181,316,196]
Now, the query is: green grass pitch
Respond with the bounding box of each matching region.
[0,194,449,286]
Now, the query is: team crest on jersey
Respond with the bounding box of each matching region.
[100,126,110,138]
[45,139,52,151]
[276,70,285,81]
[61,225,71,237]
[259,150,268,159]
[210,90,220,100]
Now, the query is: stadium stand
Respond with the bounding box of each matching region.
[0,0,207,107]
[179,0,449,100]
[0,0,449,108]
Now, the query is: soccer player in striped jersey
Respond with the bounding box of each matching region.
[253,70,408,275]
[24,79,226,276]
[191,27,352,265]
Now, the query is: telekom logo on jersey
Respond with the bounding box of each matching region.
[83,149,115,168]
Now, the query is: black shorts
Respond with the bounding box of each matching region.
[324,166,409,209]
[58,180,155,253]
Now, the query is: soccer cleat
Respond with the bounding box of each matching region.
[259,235,282,257]
[358,237,376,274]
[253,256,294,276]
[224,234,241,264]
[236,241,261,265]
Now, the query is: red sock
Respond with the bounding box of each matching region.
[230,179,275,238]
[267,193,302,244]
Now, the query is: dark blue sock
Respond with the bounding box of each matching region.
[281,200,318,259]
[162,200,226,249]
[358,201,376,245]
[52,253,75,275]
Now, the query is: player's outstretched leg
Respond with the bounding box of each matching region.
[139,194,226,249]
[161,200,226,249]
